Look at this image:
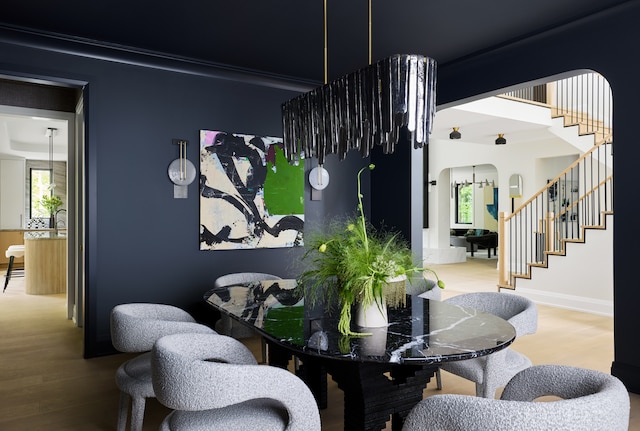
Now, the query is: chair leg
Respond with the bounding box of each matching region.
[117,391,130,431]
[435,368,442,390]
[130,395,147,431]
[3,255,14,293]
[261,337,268,364]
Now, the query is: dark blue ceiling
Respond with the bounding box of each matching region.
[0,0,630,83]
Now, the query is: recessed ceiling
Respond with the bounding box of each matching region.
[0,109,68,161]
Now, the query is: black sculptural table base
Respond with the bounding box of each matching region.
[267,342,436,431]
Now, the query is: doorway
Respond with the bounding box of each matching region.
[0,77,85,329]
[424,71,614,316]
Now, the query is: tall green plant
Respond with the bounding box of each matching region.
[40,195,63,216]
[299,164,444,336]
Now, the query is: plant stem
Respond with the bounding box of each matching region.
[357,166,369,252]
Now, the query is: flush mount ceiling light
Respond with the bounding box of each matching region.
[495,133,507,145]
[281,1,437,165]
[449,127,461,139]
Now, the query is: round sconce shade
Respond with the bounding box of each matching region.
[309,166,330,191]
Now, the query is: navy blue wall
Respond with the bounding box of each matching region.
[435,1,637,391]
[0,29,364,357]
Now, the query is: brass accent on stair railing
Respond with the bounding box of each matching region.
[498,139,613,289]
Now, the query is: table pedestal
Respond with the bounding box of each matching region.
[268,342,437,431]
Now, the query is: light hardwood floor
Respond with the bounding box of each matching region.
[1,257,638,430]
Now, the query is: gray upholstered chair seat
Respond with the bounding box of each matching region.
[441,347,532,389]
[114,352,155,399]
[160,399,290,431]
[110,303,215,431]
[402,364,630,431]
[152,332,321,431]
[440,292,538,398]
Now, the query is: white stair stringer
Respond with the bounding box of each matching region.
[547,116,596,154]
[502,213,613,316]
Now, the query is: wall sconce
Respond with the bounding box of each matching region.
[168,139,196,198]
[449,127,461,139]
[426,175,437,192]
[309,164,330,201]
[495,133,507,145]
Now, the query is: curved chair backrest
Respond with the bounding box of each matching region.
[110,303,214,352]
[402,365,630,431]
[152,333,321,431]
[412,278,441,301]
[214,272,282,288]
[445,291,537,337]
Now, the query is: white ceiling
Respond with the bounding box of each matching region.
[0,109,69,161]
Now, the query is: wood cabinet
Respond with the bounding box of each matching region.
[0,159,25,229]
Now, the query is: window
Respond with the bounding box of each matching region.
[456,183,473,224]
[30,168,52,218]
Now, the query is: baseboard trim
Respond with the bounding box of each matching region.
[500,287,613,317]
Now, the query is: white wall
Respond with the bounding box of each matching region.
[504,214,613,316]
[424,97,613,316]
[427,135,580,250]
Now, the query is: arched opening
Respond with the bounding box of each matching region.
[424,70,613,316]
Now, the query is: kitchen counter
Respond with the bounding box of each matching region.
[24,232,66,295]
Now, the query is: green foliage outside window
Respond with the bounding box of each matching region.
[31,168,52,218]
[457,184,473,224]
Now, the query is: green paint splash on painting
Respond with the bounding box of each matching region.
[264,145,304,214]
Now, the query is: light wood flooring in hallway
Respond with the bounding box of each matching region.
[1,257,638,430]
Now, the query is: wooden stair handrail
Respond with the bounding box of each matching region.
[505,138,612,222]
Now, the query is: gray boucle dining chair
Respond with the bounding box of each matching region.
[440,291,538,398]
[402,364,630,431]
[110,303,216,431]
[151,332,321,431]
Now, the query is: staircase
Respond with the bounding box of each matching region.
[497,73,613,292]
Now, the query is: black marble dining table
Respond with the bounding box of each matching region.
[204,279,516,431]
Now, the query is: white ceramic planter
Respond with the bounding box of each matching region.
[355,299,388,327]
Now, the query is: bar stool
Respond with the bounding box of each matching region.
[3,244,25,292]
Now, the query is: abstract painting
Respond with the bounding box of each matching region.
[200,130,304,250]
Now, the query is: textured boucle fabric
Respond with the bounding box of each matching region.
[213,272,282,339]
[152,333,321,431]
[161,399,289,431]
[110,303,215,352]
[110,303,216,431]
[402,365,629,431]
[440,292,538,398]
[444,292,537,337]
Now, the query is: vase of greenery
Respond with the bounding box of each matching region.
[40,195,63,230]
[299,164,444,336]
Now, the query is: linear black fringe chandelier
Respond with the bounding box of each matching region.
[281,53,437,165]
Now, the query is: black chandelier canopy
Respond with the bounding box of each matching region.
[281,54,437,165]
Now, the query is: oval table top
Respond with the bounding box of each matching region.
[204,279,516,365]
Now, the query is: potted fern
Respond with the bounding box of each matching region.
[299,164,444,336]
